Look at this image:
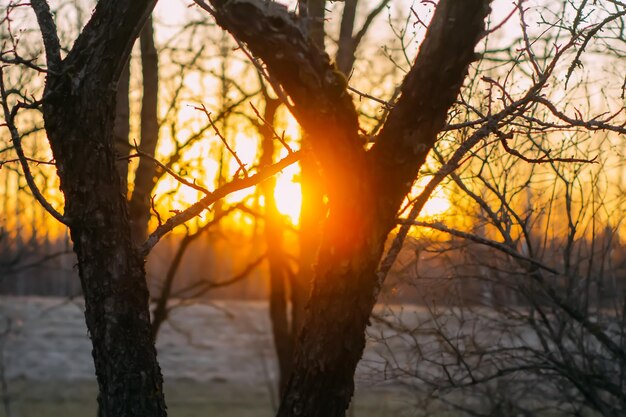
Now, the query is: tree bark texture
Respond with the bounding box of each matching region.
[206,0,491,416]
[113,60,131,193]
[33,1,166,416]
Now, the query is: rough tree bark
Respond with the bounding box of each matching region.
[31,1,166,416]
[201,0,491,416]
[113,61,131,192]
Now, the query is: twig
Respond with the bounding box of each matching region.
[126,142,212,195]
[0,157,55,167]
[249,103,293,153]
[565,8,626,88]
[497,130,597,164]
[151,194,163,227]
[347,86,393,110]
[194,104,249,177]
[139,150,302,256]
[0,67,66,225]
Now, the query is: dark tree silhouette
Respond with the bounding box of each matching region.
[29,1,166,415]
[196,0,492,415]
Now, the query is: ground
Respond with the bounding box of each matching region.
[0,297,416,417]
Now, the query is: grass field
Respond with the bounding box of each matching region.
[2,379,418,417]
[0,297,419,417]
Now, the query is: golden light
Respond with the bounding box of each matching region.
[420,194,451,218]
[273,163,302,225]
[407,177,452,220]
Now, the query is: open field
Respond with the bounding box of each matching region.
[1,296,612,416]
[0,297,416,417]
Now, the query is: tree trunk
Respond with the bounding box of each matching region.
[259,97,294,395]
[44,82,167,417]
[293,0,327,336]
[203,1,490,415]
[129,16,160,244]
[277,180,386,417]
[33,1,166,415]
[113,60,131,193]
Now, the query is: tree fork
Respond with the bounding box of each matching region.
[200,1,491,415]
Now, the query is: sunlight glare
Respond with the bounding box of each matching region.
[228,131,259,177]
[274,163,302,225]
[420,194,451,218]
[408,177,452,219]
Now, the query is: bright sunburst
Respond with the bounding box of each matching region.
[273,164,302,225]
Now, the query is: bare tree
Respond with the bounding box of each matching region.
[1,0,296,414]
[368,2,626,415]
[191,1,491,416]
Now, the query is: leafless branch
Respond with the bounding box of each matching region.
[497,130,598,164]
[195,103,249,177]
[249,102,294,153]
[126,143,212,195]
[0,66,66,225]
[397,218,560,275]
[139,150,302,256]
[171,252,266,298]
[29,0,62,72]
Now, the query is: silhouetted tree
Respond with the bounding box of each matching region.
[196,1,491,415]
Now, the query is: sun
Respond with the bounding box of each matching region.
[273,163,302,225]
[407,178,452,220]
[420,194,451,218]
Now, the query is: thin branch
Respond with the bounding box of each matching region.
[125,144,212,195]
[347,86,393,110]
[0,54,49,74]
[353,0,391,49]
[565,8,626,87]
[0,67,66,225]
[482,4,517,38]
[534,97,626,135]
[29,0,62,72]
[498,130,597,164]
[195,104,249,177]
[397,219,560,275]
[0,157,55,167]
[171,253,266,298]
[150,194,163,227]
[249,102,294,153]
[139,150,302,256]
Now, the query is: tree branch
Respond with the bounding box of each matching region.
[139,150,302,256]
[0,67,66,225]
[369,0,492,216]
[200,0,366,191]
[30,0,62,73]
[397,219,560,275]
